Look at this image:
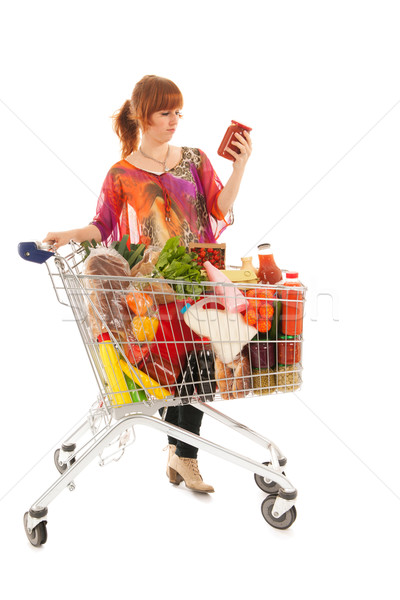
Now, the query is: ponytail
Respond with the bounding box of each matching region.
[112,100,140,159]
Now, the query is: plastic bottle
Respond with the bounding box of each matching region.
[257,244,282,284]
[240,256,257,276]
[280,272,304,335]
[203,260,248,313]
[181,299,258,364]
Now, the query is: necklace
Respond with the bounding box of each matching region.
[139,145,170,172]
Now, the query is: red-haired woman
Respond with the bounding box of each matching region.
[43,74,252,493]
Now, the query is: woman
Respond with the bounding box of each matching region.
[43,74,252,493]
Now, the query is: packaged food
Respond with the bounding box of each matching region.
[119,358,171,400]
[240,256,257,276]
[131,315,159,342]
[280,272,304,336]
[257,243,282,284]
[98,333,134,406]
[177,347,217,404]
[182,298,257,364]
[217,120,252,161]
[188,242,226,269]
[244,288,275,333]
[151,300,203,369]
[203,260,248,313]
[277,335,301,365]
[276,365,302,392]
[84,247,133,340]
[140,353,182,387]
[215,354,251,400]
[252,368,277,395]
[249,339,276,369]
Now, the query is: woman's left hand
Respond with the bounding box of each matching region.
[225,130,252,171]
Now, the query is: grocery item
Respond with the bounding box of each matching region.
[203,260,248,313]
[249,338,276,369]
[215,354,252,400]
[217,120,252,161]
[126,291,153,316]
[277,335,301,365]
[252,368,277,395]
[182,299,258,364]
[151,300,202,367]
[257,243,282,284]
[98,334,133,406]
[244,288,274,332]
[119,358,171,400]
[131,315,159,342]
[177,347,217,403]
[196,347,217,403]
[269,297,282,340]
[140,353,181,387]
[240,256,257,276]
[218,269,258,285]
[188,242,226,269]
[81,235,145,268]
[152,236,206,298]
[280,272,304,336]
[276,365,301,392]
[123,372,148,403]
[84,247,133,339]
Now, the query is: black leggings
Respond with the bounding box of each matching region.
[159,405,203,459]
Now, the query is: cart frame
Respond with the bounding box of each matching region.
[19,241,305,543]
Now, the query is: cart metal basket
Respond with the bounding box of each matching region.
[18,241,306,545]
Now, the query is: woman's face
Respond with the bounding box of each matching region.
[145,108,182,142]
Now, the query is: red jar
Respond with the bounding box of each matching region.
[277,335,301,365]
[217,120,252,160]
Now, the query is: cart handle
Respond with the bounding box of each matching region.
[18,241,55,264]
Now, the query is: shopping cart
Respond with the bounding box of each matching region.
[18,240,306,546]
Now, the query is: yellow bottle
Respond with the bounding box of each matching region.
[119,359,171,401]
[98,335,133,406]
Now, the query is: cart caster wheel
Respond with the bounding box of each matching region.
[23,512,47,547]
[261,494,297,530]
[254,462,285,495]
[54,448,75,474]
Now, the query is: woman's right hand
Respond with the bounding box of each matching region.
[42,230,75,250]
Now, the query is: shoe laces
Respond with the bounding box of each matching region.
[186,458,202,479]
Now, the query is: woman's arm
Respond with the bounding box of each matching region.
[216,130,252,217]
[42,224,102,250]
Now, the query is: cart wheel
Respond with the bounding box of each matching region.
[23,512,47,547]
[254,462,285,495]
[261,494,297,530]
[54,448,75,474]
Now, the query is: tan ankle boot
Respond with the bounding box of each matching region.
[164,444,176,479]
[168,453,215,493]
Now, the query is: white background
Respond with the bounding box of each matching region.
[1,1,399,598]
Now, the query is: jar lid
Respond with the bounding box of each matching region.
[232,120,252,131]
[286,272,299,278]
[279,334,295,340]
[257,243,271,250]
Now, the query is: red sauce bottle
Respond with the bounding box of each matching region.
[257,244,282,285]
[217,120,252,160]
[281,272,304,335]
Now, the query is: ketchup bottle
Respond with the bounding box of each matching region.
[257,244,282,284]
[280,272,304,335]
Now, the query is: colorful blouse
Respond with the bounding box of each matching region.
[91,147,233,248]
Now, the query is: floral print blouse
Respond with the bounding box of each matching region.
[91,147,233,249]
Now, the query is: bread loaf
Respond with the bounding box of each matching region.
[215,354,251,399]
